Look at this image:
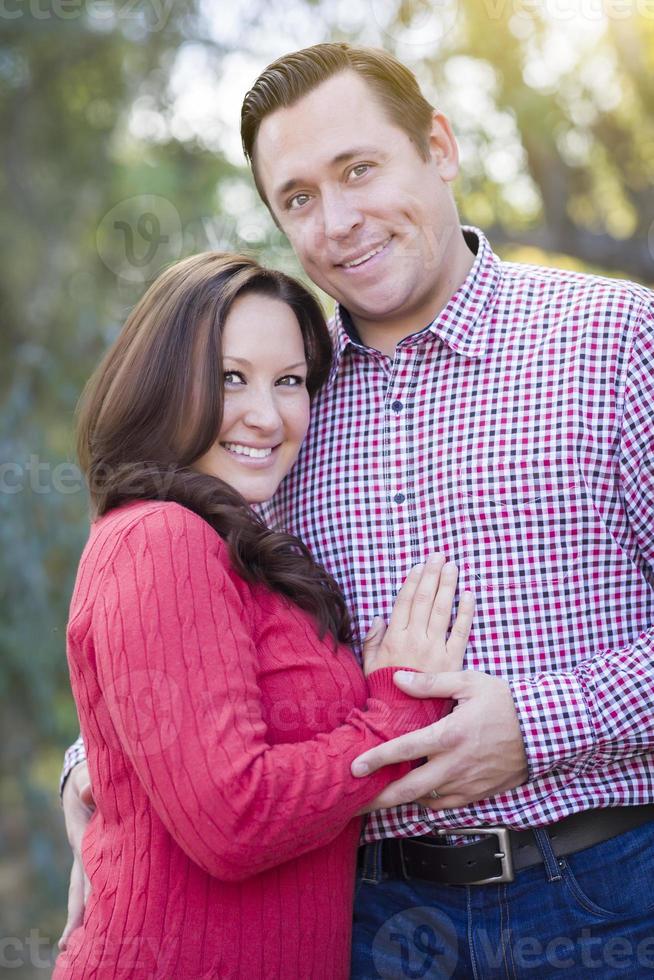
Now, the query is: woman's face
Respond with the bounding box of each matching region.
[194,292,311,503]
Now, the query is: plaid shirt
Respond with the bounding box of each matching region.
[64,228,654,842]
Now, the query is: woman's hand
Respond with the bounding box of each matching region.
[361,555,474,677]
[58,762,95,951]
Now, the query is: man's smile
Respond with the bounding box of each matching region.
[337,236,393,271]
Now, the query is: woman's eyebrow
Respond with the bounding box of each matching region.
[223,356,307,370]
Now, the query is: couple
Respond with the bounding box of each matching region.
[58,42,654,979]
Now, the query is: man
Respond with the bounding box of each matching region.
[62,43,654,977]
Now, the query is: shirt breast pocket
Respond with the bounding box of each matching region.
[457,453,585,593]
[461,453,580,505]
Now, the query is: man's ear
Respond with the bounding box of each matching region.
[427,110,460,183]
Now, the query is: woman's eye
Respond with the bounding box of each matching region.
[276,375,305,387]
[223,371,245,385]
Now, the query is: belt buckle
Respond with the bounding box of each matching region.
[439,826,515,884]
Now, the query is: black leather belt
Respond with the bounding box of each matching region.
[358,805,654,886]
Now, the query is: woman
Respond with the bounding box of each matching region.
[55,252,474,979]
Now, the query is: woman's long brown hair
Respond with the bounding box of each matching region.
[77,251,352,644]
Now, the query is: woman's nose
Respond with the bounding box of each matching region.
[242,390,283,432]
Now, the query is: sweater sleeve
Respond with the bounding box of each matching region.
[90,505,448,881]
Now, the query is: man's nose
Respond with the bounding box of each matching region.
[321,188,362,241]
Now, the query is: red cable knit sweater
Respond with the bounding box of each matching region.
[54,501,449,979]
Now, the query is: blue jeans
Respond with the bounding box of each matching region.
[351,821,654,978]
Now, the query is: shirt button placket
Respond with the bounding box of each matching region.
[390,385,406,508]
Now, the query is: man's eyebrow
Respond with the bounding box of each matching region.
[275,146,385,200]
[330,145,384,166]
[223,357,307,370]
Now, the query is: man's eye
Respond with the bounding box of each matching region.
[288,193,311,211]
[349,163,371,179]
[276,375,306,387]
[223,371,245,385]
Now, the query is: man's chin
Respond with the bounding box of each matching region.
[337,292,413,323]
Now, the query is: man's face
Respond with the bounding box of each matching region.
[255,70,461,328]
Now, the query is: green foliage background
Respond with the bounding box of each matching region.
[1,0,652,971]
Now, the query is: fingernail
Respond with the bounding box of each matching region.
[428,553,443,564]
[351,761,369,776]
[394,670,414,684]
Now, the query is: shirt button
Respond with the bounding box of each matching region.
[394,492,405,504]
[392,400,403,412]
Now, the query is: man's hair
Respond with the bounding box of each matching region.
[240,42,435,209]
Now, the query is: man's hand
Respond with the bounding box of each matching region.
[352,670,529,810]
[58,761,95,951]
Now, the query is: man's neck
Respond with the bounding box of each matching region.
[353,320,429,358]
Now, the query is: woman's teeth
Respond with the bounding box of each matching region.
[223,443,273,459]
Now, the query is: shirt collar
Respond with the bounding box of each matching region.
[326,226,501,387]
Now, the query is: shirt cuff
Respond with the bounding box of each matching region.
[59,734,86,800]
[510,671,596,780]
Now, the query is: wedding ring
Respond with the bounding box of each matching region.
[429,789,441,800]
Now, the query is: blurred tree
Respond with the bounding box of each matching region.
[358,0,654,279]
[0,0,239,955]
